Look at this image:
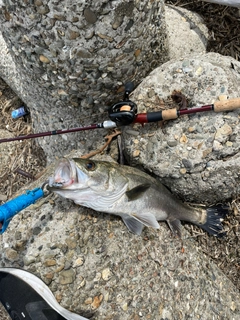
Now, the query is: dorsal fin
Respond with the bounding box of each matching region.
[126,184,151,201]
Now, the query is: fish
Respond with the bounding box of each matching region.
[48,158,228,237]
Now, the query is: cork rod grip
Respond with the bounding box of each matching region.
[161,108,178,121]
[214,98,240,112]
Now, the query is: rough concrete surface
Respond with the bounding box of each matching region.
[0,0,168,161]
[0,1,240,320]
[165,5,208,60]
[0,151,240,319]
[123,52,240,204]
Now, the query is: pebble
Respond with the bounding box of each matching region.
[213,140,223,151]
[182,158,192,170]
[59,269,75,285]
[5,248,19,261]
[180,134,188,144]
[66,237,77,249]
[180,168,187,174]
[37,5,50,15]
[202,148,212,158]
[133,149,140,157]
[83,8,97,24]
[78,278,86,288]
[32,226,41,235]
[195,66,203,76]
[97,33,113,42]
[122,302,128,311]
[34,0,43,5]
[226,141,233,147]
[44,259,56,266]
[39,54,50,63]
[215,123,232,141]
[188,126,195,133]
[85,28,94,39]
[112,16,123,30]
[23,256,36,266]
[91,294,103,309]
[84,297,93,305]
[0,193,7,201]
[125,129,139,136]
[73,257,84,267]
[67,29,80,40]
[167,140,178,147]
[102,268,112,281]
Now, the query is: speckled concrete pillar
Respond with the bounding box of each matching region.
[0,0,168,160]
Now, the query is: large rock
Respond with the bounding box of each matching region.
[123,52,240,204]
[0,151,240,319]
[165,5,208,60]
[0,0,168,161]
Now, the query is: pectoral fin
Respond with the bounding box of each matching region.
[131,212,159,229]
[122,215,144,235]
[167,219,182,238]
[126,184,151,201]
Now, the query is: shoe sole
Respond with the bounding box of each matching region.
[0,267,88,320]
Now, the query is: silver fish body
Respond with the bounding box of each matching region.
[48,158,227,236]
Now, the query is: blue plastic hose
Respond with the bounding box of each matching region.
[0,188,44,234]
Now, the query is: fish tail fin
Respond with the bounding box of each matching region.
[197,204,228,237]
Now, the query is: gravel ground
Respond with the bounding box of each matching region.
[0,1,239,319]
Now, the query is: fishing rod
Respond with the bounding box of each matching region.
[134,97,240,124]
[1,82,240,144]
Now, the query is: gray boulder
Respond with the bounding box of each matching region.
[0,0,168,161]
[123,52,240,204]
[165,5,208,60]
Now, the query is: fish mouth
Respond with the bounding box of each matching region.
[48,158,87,190]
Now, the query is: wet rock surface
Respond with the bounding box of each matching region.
[123,52,240,204]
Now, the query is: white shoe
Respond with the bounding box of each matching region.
[0,267,89,320]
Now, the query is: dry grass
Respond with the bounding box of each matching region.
[0,79,46,199]
[166,0,240,61]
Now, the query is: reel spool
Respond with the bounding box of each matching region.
[108,82,137,126]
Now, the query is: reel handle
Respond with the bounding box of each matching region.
[108,81,137,126]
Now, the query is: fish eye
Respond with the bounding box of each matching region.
[85,160,96,171]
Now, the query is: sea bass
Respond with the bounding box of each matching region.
[48,158,227,237]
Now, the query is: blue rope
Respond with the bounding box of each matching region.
[0,188,44,234]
